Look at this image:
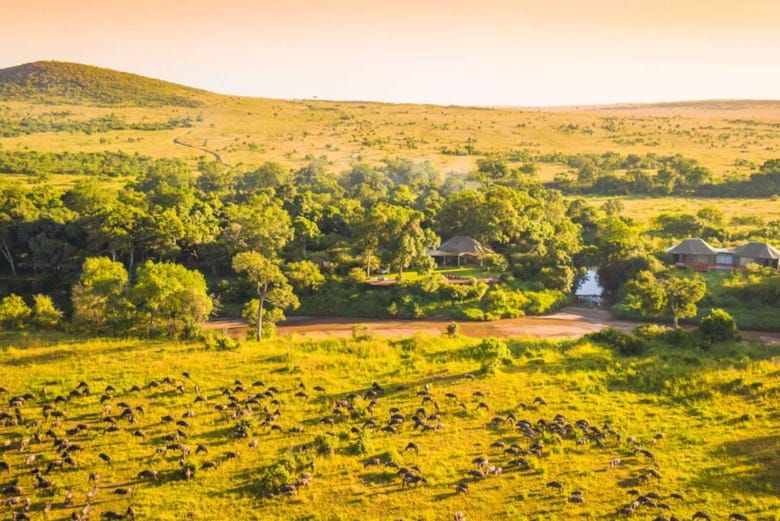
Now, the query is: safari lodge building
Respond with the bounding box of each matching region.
[428,236,494,266]
[667,238,780,272]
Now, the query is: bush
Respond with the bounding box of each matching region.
[456,306,485,321]
[31,294,62,329]
[254,461,295,497]
[313,434,335,456]
[445,322,460,337]
[346,267,368,285]
[204,333,242,351]
[0,294,31,329]
[482,288,529,319]
[472,337,512,374]
[699,308,739,343]
[586,328,647,356]
[352,324,373,341]
[633,323,692,347]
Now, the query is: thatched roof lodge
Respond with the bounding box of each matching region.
[668,238,780,271]
[428,236,494,266]
[732,242,780,269]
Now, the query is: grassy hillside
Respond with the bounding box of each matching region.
[0,62,779,183]
[0,61,207,107]
[0,332,777,520]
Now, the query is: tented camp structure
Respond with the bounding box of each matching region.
[428,236,493,266]
[732,242,780,269]
[667,238,780,271]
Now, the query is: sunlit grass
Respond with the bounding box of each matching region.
[0,331,777,520]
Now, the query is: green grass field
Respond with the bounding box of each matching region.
[1,331,777,520]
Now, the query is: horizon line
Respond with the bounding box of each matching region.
[5,59,780,110]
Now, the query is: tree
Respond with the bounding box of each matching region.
[284,260,324,294]
[223,194,293,255]
[232,251,299,340]
[699,308,739,343]
[292,216,320,258]
[131,260,213,335]
[357,203,435,279]
[623,270,706,328]
[72,257,133,332]
[0,294,31,329]
[31,294,62,329]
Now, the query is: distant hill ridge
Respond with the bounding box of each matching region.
[1,60,778,113]
[0,61,207,107]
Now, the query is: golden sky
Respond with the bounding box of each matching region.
[2,0,779,105]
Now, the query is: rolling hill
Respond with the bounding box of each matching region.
[0,61,207,107]
[0,61,779,185]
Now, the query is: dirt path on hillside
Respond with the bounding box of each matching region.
[173,132,225,163]
[204,306,780,344]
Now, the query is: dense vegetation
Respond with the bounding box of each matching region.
[547,152,780,197]
[0,329,776,520]
[0,112,194,137]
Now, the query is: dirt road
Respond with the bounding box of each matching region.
[205,306,780,343]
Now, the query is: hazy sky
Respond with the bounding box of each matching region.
[2,0,779,106]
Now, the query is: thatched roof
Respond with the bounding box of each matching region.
[430,236,494,256]
[667,238,717,256]
[732,242,780,260]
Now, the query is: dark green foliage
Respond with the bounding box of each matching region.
[0,113,193,137]
[586,328,648,356]
[699,308,739,343]
[0,149,174,177]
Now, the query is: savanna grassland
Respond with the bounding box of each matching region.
[2,63,780,185]
[2,60,780,521]
[0,331,778,521]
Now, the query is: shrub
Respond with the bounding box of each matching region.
[346,267,368,285]
[204,333,242,351]
[31,294,62,329]
[472,337,512,373]
[632,323,692,347]
[313,434,335,456]
[445,322,460,337]
[352,324,373,341]
[456,306,485,321]
[0,294,31,329]
[482,288,529,319]
[586,328,647,356]
[699,308,739,343]
[254,461,295,497]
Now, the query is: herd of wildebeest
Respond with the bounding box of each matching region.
[0,369,756,520]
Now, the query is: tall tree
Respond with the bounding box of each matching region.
[223,194,293,256]
[72,257,133,332]
[131,260,213,335]
[623,270,706,328]
[232,251,299,340]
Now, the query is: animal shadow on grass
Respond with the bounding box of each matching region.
[359,471,396,486]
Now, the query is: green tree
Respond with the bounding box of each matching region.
[72,257,134,332]
[131,260,213,335]
[31,294,62,329]
[232,251,299,340]
[223,194,293,255]
[623,270,706,328]
[357,203,435,279]
[292,216,321,258]
[0,294,31,329]
[284,260,325,294]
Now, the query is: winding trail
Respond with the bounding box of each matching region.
[205,306,780,344]
[173,132,225,163]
